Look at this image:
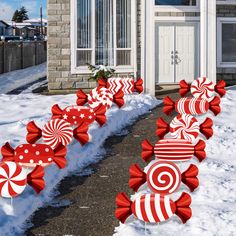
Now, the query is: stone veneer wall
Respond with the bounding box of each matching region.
[47,0,141,92]
[217,4,236,85]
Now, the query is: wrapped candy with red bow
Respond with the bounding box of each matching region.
[115,192,192,224]
[141,139,206,162]
[76,87,124,110]
[0,162,45,198]
[129,162,199,194]
[179,77,226,99]
[98,77,143,94]
[1,142,67,169]
[26,119,88,147]
[163,96,221,116]
[156,115,213,141]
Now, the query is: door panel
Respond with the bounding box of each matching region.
[155,24,175,83]
[175,24,197,83]
[155,22,199,84]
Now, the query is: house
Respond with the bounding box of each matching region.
[47,0,236,95]
[0,21,14,36]
[23,18,48,36]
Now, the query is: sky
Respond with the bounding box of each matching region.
[0,0,47,21]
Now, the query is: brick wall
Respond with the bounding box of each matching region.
[47,0,140,92]
[216,4,236,84]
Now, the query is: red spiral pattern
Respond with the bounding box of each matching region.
[147,161,181,195]
[191,77,214,100]
[42,119,73,149]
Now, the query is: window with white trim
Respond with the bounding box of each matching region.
[217,18,236,68]
[72,0,135,73]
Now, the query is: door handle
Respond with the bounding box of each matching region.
[175,55,181,65]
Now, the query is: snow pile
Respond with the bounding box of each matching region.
[0,92,161,235]
[114,88,236,236]
[0,63,46,94]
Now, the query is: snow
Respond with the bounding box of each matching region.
[0,91,160,235]
[114,88,236,236]
[0,63,46,94]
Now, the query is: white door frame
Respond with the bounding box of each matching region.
[141,0,216,96]
[155,21,200,84]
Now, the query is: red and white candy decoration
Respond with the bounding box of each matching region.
[163,96,221,116]
[1,142,67,169]
[156,115,213,141]
[141,139,206,162]
[98,77,143,94]
[129,162,199,194]
[116,192,192,224]
[0,162,45,198]
[76,87,124,110]
[179,77,226,100]
[26,119,73,149]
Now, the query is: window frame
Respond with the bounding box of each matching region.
[71,0,137,74]
[217,17,236,68]
[154,0,200,12]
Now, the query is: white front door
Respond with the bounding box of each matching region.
[155,22,199,84]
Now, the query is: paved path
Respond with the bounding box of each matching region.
[26,93,180,236]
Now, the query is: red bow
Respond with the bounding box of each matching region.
[156,118,169,138]
[215,80,226,97]
[27,165,45,194]
[1,142,15,162]
[194,140,206,162]
[51,104,63,119]
[129,164,147,192]
[73,122,89,146]
[53,144,67,169]
[115,192,133,224]
[134,78,143,94]
[179,80,190,97]
[26,121,42,144]
[181,164,199,192]
[163,96,175,115]
[141,140,154,162]
[200,118,213,139]
[209,96,221,116]
[94,104,107,126]
[113,89,125,108]
[174,192,192,224]
[76,89,88,106]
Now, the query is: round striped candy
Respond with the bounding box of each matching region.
[0,162,27,198]
[88,87,113,109]
[191,77,215,100]
[42,119,73,149]
[170,114,200,142]
[147,161,181,195]
[176,97,209,115]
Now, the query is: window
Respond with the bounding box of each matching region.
[217,18,236,67]
[73,0,134,73]
[155,0,196,5]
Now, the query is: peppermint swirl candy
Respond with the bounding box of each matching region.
[0,162,27,198]
[42,119,73,149]
[147,161,181,195]
[191,77,214,100]
[170,114,200,142]
[88,87,113,109]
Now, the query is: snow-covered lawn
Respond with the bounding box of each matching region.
[0,63,46,94]
[0,91,160,235]
[114,87,236,236]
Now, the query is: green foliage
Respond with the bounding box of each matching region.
[12,6,29,23]
[87,63,116,82]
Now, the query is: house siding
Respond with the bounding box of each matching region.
[216,4,236,85]
[47,0,141,92]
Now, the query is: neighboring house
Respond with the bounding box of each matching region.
[47,0,236,95]
[0,20,13,36]
[24,18,48,36]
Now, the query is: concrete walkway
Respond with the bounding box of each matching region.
[26,92,180,236]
